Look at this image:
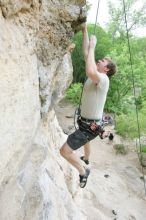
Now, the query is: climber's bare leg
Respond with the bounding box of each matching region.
[60,142,85,176]
[83,142,90,161]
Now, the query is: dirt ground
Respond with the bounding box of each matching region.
[55,98,146,220]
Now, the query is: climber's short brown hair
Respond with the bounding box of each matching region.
[104,57,117,78]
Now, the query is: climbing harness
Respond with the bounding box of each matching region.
[77,116,105,138]
[122,0,146,195]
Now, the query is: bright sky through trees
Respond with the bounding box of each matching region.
[87,0,146,37]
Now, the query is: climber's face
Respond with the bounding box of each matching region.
[96,58,109,74]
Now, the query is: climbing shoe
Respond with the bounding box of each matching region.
[79,168,90,188]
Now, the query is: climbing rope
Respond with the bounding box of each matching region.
[122,0,146,195]
[93,0,101,35]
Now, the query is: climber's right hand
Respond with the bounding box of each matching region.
[89,35,97,49]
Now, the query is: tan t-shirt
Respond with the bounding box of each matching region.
[80,73,109,120]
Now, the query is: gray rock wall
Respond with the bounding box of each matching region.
[0,1,86,219]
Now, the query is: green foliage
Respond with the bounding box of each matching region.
[105,37,146,114]
[115,113,137,138]
[107,0,146,40]
[67,37,146,117]
[71,24,112,82]
[141,146,146,153]
[115,101,146,138]
[113,144,127,155]
[66,83,83,105]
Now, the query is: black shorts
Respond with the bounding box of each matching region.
[67,127,98,150]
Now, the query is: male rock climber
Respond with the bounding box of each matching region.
[60,24,117,188]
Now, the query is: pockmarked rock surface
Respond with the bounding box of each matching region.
[0,1,86,219]
[0,1,146,220]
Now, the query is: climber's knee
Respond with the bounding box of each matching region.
[60,142,73,158]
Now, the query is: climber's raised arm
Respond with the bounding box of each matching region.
[85,35,100,84]
[82,24,89,61]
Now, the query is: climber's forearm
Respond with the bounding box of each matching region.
[82,25,89,61]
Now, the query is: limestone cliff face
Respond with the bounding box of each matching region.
[0,1,86,219]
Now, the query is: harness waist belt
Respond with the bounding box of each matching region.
[81,117,101,123]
